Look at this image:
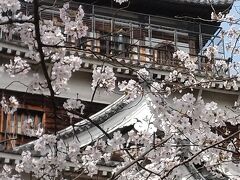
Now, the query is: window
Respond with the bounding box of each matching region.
[3,108,44,135]
[0,28,21,42]
[155,42,176,65]
[99,32,110,55]
[113,33,130,57]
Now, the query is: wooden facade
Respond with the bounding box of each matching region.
[0,90,106,150]
[6,1,228,75]
[0,0,233,150]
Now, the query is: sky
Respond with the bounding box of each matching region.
[221,0,240,61]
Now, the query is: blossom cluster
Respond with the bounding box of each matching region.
[173,50,197,71]
[15,135,68,179]
[1,1,240,180]
[204,46,218,60]
[211,12,236,24]
[60,3,88,40]
[63,98,85,119]
[22,118,44,137]
[118,79,142,103]
[13,91,240,179]
[0,96,19,114]
[51,55,82,93]
[0,0,21,22]
[137,68,150,81]
[0,164,20,180]
[5,56,30,77]
[114,0,129,5]
[92,66,116,92]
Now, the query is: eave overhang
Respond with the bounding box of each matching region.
[73,0,233,21]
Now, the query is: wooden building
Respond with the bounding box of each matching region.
[0,0,234,158]
[0,0,238,179]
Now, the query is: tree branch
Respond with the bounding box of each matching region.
[111,136,172,180]
[161,129,240,179]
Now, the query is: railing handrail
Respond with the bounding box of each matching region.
[86,14,221,39]
[35,2,222,38]
[39,1,221,30]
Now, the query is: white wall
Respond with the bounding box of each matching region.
[0,69,121,104]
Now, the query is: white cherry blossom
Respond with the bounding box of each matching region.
[204,46,218,60]
[92,66,116,92]
[5,57,30,77]
[0,96,19,114]
[114,0,129,5]
[63,98,85,119]
[0,1,240,180]
[118,79,142,103]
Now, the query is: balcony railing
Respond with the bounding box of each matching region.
[0,2,230,76]
[50,2,229,75]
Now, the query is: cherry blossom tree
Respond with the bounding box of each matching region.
[0,0,240,180]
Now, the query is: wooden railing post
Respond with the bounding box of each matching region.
[198,23,203,71]
[92,5,95,51]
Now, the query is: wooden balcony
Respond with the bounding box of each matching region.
[42,2,231,75]
[0,2,230,76]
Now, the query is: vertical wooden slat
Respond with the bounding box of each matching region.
[21,113,24,135]
[14,113,17,134]
[6,113,11,149]
[7,113,10,133]
[0,109,3,141]
[42,112,46,129]
[189,39,196,55]
[95,32,100,53]
[34,114,38,129]
[0,109,3,132]
[21,113,24,143]
[154,49,158,63]
[140,47,145,61]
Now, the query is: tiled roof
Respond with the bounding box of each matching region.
[15,95,129,152]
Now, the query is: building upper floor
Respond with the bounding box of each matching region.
[70,0,234,20]
[0,0,232,77]
[0,0,237,107]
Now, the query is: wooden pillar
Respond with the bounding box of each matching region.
[0,109,3,141]
[189,38,196,55]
